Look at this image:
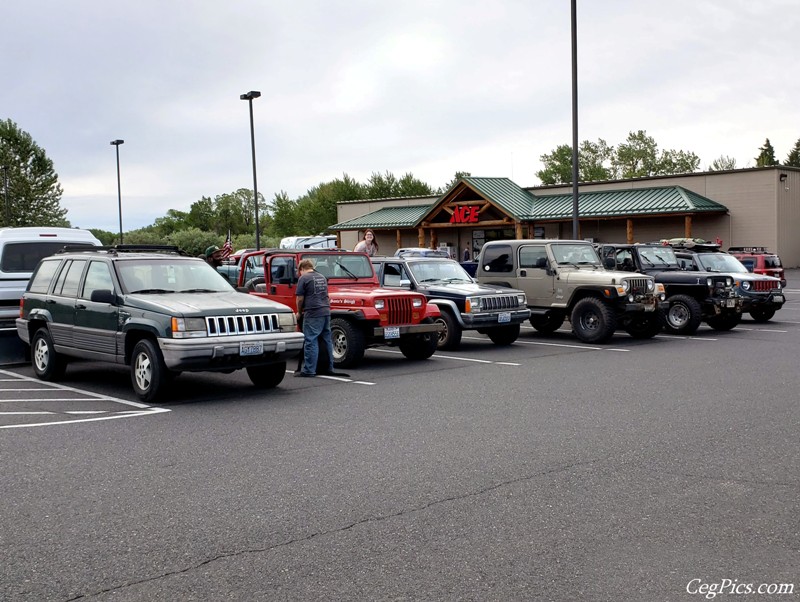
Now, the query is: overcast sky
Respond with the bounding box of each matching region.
[3,0,798,232]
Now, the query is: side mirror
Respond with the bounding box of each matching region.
[90,289,117,304]
[604,258,615,269]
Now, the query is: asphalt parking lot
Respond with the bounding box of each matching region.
[2,278,799,601]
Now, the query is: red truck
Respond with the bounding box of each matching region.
[236,249,442,368]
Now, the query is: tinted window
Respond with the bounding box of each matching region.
[519,245,547,269]
[0,242,94,273]
[765,256,782,268]
[481,245,514,273]
[81,261,114,299]
[28,260,62,293]
[58,260,87,297]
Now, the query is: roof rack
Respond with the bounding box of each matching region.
[727,246,770,254]
[658,238,721,251]
[57,244,189,256]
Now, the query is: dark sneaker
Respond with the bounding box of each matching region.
[294,372,315,378]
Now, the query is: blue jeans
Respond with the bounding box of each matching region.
[302,315,334,375]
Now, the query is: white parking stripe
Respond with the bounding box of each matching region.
[0,411,55,415]
[0,398,113,403]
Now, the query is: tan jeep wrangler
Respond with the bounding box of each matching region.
[476,239,666,343]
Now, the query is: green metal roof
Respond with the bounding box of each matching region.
[330,204,431,230]
[460,177,536,220]
[330,183,728,230]
[529,186,727,220]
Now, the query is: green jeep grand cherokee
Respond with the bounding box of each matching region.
[16,246,304,401]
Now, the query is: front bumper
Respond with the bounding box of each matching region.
[371,323,443,338]
[705,295,743,314]
[618,296,666,313]
[461,308,531,329]
[159,331,305,371]
[739,292,785,311]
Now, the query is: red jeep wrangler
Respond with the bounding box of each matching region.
[236,249,442,368]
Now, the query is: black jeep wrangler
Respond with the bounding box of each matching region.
[597,243,742,334]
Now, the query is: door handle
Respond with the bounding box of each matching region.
[270,286,277,294]
[76,304,87,310]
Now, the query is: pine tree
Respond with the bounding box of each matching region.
[755,138,779,167]
[785,138,800,167]
[0,118,69,227]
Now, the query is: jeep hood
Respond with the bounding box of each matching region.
[124,292,291,315]
[420,281,524,296]
[558,267,634,285]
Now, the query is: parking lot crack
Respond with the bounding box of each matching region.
[63,456,608,601]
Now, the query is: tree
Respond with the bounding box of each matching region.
[152,209,190,237]
[755,138,779,167]
[612,130,662,178]
[785,138,800,167]
[0,119,69,227]
[440,171,472,193]
[536,139,614,185]
[267,191,298,238]
[709,155,738,171]
[186,196,216,231]
[537,144,574,185]
[88,229,116,245]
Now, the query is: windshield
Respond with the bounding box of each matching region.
[408,260,473,283]
[696,253,748,273]
[638,246,678,267]
[303,253,374,279]
[116,258,233,293]
[551,243,601,266]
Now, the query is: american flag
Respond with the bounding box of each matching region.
[220,230,233,259]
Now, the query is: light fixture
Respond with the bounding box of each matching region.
[110,139,125,244]
[779,173,787,182]
[240,91,262,250]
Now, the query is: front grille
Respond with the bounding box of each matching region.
[205,313,279,336]
[386,297,413,325]
[625,278,650,294]
[752,280,778,292]
[482,295,521,311]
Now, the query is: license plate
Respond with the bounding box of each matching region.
[498,312,511,323]
[726,299,736,308]
[773,294,784,302]
[384,326,400,339]
[240,342,263,356]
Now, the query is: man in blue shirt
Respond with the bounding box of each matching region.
[295,259,348,378]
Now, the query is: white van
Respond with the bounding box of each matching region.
[0,227,102,325]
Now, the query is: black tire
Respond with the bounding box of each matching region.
[624,313,663,339]
[571,297,617,343]
[434,310,462,350]
[486,323,521,346]
[706,313,741,331]
[330,317,366,368]
[130,338,167,402]
[31,328,67,381]
[749,308,776,323]
[247,362,286,388]
[399,318,438,361]
[529,313,565,334]
[244,277,266,291]
[663,294,703,335]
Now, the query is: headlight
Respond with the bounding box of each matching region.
[517,293,526,305]
[171,316,207,338]
[655,283,665,294]
[375,299,385,310]
[707,277,713,287]
[616,280,630,295]
[740,280,751,291]
[278,312,297,330]
[466,296,481,312]
[647,279,655,291]
[726,277,733,287]
[412,297,423,308]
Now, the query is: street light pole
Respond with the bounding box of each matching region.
[110,139,125,244]
[1,165,9,226]
[240,90,262,250]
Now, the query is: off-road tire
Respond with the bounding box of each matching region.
[706,313,741,331]
[247,362,286,388]
[330,317,366,368]
[749,308,776,323]
[624,313,663,339]
[31,327,67,381]
[487,323,520,346]
[434,310,462,350]
[130,338,168,403]
[399,318,438,361]
[529,313,565,334]
[244,277,266,292]
[571,297,617,343]
[663,294,703,335]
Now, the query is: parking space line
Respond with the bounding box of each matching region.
[0,369,170,429]
[369,347,523,364]
[736,327,787,333]
[288,370,376,385]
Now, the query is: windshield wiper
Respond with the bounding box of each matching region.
[334,261,359,279]
[179,288,219,293]
[128,288,174,294]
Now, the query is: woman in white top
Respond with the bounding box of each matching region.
[353,229,379,256]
